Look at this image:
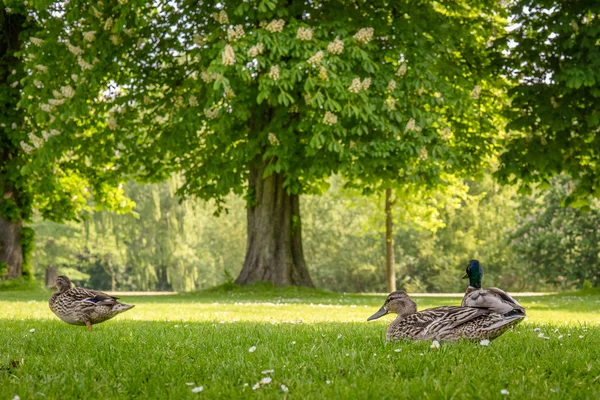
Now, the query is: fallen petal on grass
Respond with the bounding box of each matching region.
[248,346,256,353]
[479,340,490,346]
[191,386,203,393]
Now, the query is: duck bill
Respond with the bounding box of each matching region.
[367,306,388,321]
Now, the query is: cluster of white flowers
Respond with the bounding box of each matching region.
[61,85,76,98]
[110,35,121,45]
[35,64,48,73]
[20,141,35,154]
[296,27,313,41]
[396,64,407,77]
[71,74,79,82]
[348,78,370,93]
[106,118,119,130]
[189,95,198,107]
[418,147,428,161]
[123,28,134,37]
[213,10,229,25]
[28,132,43,148]
[91,6,103,19]
[327,37,344,55]
[353,27,374,44]
[201,71,220,83]
[41,129,61,140]
[228,25,245,42]
[323,111,338,126]
[66,41,84,56]
[319,66,328,81]
[10,81,19,88]
[265,19,285,33]
[30,37,44,46]
[175,96,185,107]
[204,107,220,119]
[471,85,481,99]
[405,118,416,132]
[77,56,93,70]
[118,0,128,4]
[387,79,397,92]
[222,45,236,66]
[268,133,280,146]
[193,34,206,46]
[307,50,324,66]
[224,87,235,98]
[40,104,53,112]
[104,17,114,31]
[361,77,371,90]
[82,31,96,42]
[386,98,396,111]
[248,43,265,57]
[33,80,43,88]
[269,65,280,81]
[48,98,66,106]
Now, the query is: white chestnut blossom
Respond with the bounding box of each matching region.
[296,27,313,41]
[20,141,34,154]
[396,64,407,77]
[30,37,44,46]
[110,35,122,45]
[265,19,285,33]
[386,98,396,111]
[35,64,48,73]
[77,56,93,70]
[212,10,229,24]
[224,87,235,98]
[189,95,199,107]
[405,118,416,132]
[269,65,280,81]
[222,45,236,66]
[82,31,96,42]
[471,85,481,99]
[323,111,338,126]
[361,77,371,91]
[353,27,374,44]
[387,80,397,92]
[248,43,265,57]
[319,66,329,81]
[418,147,428,161]
[40,104,54,112]
[106,118,119,130]
[227,25,245,42]
[28,133,43,148]
[10,81,19,88]
[307,50,323,66]
[48,98,66,106]
[66,41,84,56]
[204,107,220,119]
[268,133,280,146]
[327,37,344,55]
[61,85,76,98]
[104,17,114,31]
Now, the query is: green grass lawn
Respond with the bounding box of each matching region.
[1,286,599,399]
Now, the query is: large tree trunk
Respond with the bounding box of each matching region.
[385,188,396,292]
[235,157,314,287]
[0,215,23,279]
[45,266,58,288]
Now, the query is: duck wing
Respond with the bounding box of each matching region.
[462,288,525,315]
[408,306,491,339]
[65,288,119,306]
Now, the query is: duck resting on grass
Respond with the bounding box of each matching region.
[462,259,526,317]
[367,290,524,342]
[49,276,135,331]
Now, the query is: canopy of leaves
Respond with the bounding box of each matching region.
[498,1,600,208]
[20,0,506,208]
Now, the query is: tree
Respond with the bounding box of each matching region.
[498,1,600,207]
[1,2,133,281]
[21,0,506,286]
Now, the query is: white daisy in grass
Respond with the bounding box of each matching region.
[261,369,274,374]
[345,353,350,357]
[579,335,584,338]
[185,382,195,386]
[29,328,35,333]
[291,341,296,345]
[252,383,260,390]
[558,335,563,339]
[326,380,332,385]
[191,386,204,393]
[260,377,272,385]
[533,327,541,332]
[419,353,424,356]
[12,396,20,400]
[500,389,509,395]
[394,349,402,352]
[281,384,289,393]
[430,340,440,349]
[479,339,490,346]
[337,334,342,339]
[248,346,257,353]
[174,325,180,328]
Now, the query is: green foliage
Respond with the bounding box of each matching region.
[19,0,507,209]
[1,291,599,399]
[498,1,600,206]
[511,177,600,289]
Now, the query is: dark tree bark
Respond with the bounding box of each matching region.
[45,266,58,288]
[0,215,23,279]
[385,188,396,292]
[235,156,314,287]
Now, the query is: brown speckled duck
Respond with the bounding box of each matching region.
[367,290,524,342]
[49,276,134,331]
[462,260,526,317]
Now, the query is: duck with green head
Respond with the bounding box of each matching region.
[462,260,525,316]
[49,276,135,331]
[367,290,524,342]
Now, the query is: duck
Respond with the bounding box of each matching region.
[49,275,135,331]
[367,290,524,341]
[461,259,526,316]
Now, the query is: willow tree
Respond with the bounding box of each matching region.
[21,0,505,286]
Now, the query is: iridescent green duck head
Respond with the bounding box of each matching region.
[50,276,73,293]
[463,259,483,289]
[367,290,417,321]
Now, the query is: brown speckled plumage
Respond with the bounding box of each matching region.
[368,291,524,342]
[49,276,134,330]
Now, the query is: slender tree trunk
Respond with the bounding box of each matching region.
[0,215,23,279]
[385,188,396,292]
[45,266,58,288]
[235,156,314,287]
